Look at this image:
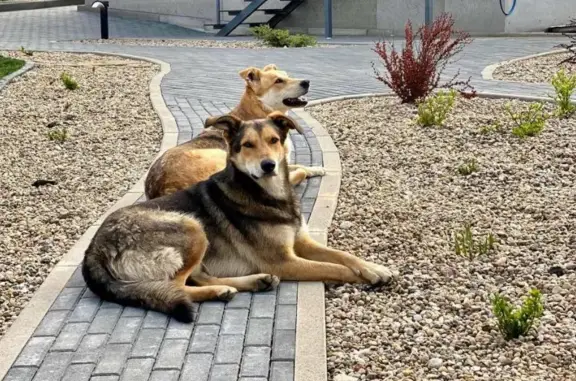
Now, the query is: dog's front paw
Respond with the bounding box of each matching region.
[255,274,280,291]
[305,166,326,178]
[356,262,397,286]
[217,286,238,301]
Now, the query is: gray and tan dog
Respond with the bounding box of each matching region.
[144,64,325,200]
[83,113,395,322]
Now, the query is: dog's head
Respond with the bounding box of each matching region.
[239,64,310,112]
[205,112,303,180]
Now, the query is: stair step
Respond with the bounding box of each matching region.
[206,22,266,29]
[224,9,284,15]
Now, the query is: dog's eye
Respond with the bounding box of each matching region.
[242,142,254,148]
[275,78,284,84]
[270,137,279,144]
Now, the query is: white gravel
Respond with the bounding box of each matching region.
[73,38,341,49]
[308,96,576,381]
[0,51,161,338]
[493,51,576,83]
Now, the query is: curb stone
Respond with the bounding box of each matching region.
[481,49,566,81]
[0,52,175,381]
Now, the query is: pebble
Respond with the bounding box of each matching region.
[428,358,443,369]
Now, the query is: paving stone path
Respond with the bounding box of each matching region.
[0,5,568,381]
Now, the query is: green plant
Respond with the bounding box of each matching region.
[47,128,69,142]
[457,158,478,175]
[454,223,495,259]
[0,55,25,79]
[479,121,503,134]
[416,89,457,127]
[550,69,576,117]
[491,289,544,340]
[505,102,547,138]
[250,25,316,48]
[20,46,33,56]
[60,72,79,90]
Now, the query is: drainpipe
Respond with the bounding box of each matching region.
[425,0,433,26]
[324,0,332,39]
[216,0,221,25]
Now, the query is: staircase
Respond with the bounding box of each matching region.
[208,0,305,37]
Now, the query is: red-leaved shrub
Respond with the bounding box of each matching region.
[372,13,476,103]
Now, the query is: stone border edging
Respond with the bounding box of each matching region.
[0,52,175,381]
[0,60,34,91]
[0,0,83,13]
[481,49,566,80]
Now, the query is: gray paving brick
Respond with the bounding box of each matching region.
[245,318,273,347]
[226,292,252,309]
[240,347,270,378]
[92,344,131,376]
[68,298,101,323]
[271,330,296,361]
[275,305,297,330]
[180,353,212,381]
[120,306,146,318]
[149,370,180,381]
[197,301,225,325]
[51,322,89,352]
[88,305,122,334]
[72,334,108,364]
[164,318,194,339]
[250,294,276,319]
[189,325,220,353]
[34,310,69,337]
[3,367,37,381]
[109,317,143,344]
[130,328,164,358]
[62,363,94,381]
[142,311,169,329]
[154,339,188,370]
[91,377,119,381]
[50,287,83,311]
[120,358,155,381]
[100,301,121,309]
[82,288,98,299]
[269,361,294,381]
[277,282,298,305]
[14,337,55,367]
[239,379,267,381]
[32,351,72,381]
[210,364,239,381]
[215,335,244,364]
[66,267,86,288]
[221,309,248,335]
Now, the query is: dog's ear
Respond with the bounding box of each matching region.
[204,115,243,140]
[239,67,261,83]
[267,111,304,136]
[262,64,278,72]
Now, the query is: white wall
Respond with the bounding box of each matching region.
[504,0,576,32]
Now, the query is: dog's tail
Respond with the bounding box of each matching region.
[81,255,195,323]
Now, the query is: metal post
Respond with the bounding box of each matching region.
[425,0,433,26]
[216,0,221,26]
[92,1,109,39]
[324,0,332,39]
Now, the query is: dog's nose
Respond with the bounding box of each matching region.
[300,80,310,90]
[261,159,276,174]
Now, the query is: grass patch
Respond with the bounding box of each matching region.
[491,289,544,340]
[0,55,25,79]
[47,128,69,142]
[457,158,478,176]
[453,223,496,260]
[60,72,79,90]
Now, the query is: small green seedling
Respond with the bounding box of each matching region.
[416,89,457,127]
[60,72,79,90]
[20,46,33,56]
[550,69,576,118]
[505,102,547,138]
[457,158,478,176]
[454,223,495,260]
[479,121,503,134]
[47,128,69,142]
[491,289,544,340]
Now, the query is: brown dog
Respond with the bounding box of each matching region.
[144,64,326,200]
[83,113,396,322]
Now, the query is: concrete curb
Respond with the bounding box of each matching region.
[0,59,34,91]
[481,49,566,81]
[0,0,83,12]
[0,52,175,381]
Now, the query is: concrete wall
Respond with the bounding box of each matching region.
[504,0,576,32]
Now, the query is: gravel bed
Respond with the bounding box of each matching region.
[308,96,576,381]
[493,51,576,83]
[73,38,341,49]
[0,51,161,338]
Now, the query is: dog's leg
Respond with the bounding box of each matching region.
[288,167,308,185]
[264,256,365,283]
[293,232,396,285]
[172,222,238,302]
[189,271,280,292]
[288,164,326,185]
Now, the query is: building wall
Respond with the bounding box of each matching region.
[504,0,576,32]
